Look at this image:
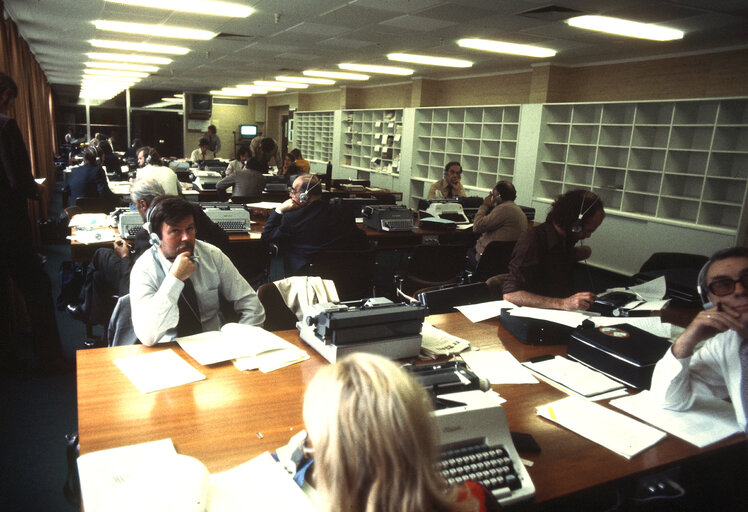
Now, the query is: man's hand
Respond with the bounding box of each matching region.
[561,291,597,311]
[278,197,301,213]
[170,251,195,281]
[573,245,592,261]
[671,302,742,358]
[113,238,130,258]
[482,194,494,208]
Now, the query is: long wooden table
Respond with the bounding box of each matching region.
[76,312,746,507]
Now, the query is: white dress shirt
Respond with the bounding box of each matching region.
[649,329,746,430]
[135,165,181,196]
[130,240,265,345]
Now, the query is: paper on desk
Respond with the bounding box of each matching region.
[610,391,742,448]
[68,228,117,244]
[522,356,625,399]
[114,349,206,393]
[420,322,471,357]
[69,213,111,228]
[233,348,309,373]
[456,300,515,323]
[77,439,177,512]
[209,452,314,512]
[456,223,474,230]
[591,316,674,339]
[461,350,538,385]
[245,201,284,209]
[508,307,588,328]
[537,396,666,459]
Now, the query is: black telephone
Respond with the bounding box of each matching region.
[588,291,640,316]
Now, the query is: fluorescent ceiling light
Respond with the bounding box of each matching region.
[174,94,184,98]
[254,80,308,89]
[83,68,149,78]
[237,83,286,92]
[276,75,335,85]
[87,52,172,65]
[85,61,159,72]
[90,39,189,55]
[303,70,369,81]
[338,63,413,75]
[161,97,183,102]
[566,15,684,41]
[82,77,139,85]
[104,0,252,17]
[387,53,472,68]
[210,89,254,97]
[234,86,269,93]
[93,20,216,40]
[457,38,557,58]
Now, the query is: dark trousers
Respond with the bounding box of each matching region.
[81,248,132,325]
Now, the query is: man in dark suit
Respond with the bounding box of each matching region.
[261,174,368,275]
[64,145,117,206]
[0,71,64,372]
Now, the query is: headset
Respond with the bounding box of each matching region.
[144,203,161,247]
[571,193,600,234]
[298,176,320,204]
[145,148,153,165]
[696,259,714,309]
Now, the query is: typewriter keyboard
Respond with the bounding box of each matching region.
[440,443,521,498]
[217,221,248,232]
[127,226,143,237]
[382,219,413,231]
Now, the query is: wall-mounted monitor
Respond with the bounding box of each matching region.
[189,94,212,116]
[239,124,258,139]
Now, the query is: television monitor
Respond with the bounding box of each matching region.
[189,93,212,115]
[239,124,258,139]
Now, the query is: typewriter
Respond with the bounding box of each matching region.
[362,204,415,232]
[192,169,223,191]
[117,210,144,239]
[202,204,251,233]
[421,200,470,225]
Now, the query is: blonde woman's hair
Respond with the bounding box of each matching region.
[303,353,467,512]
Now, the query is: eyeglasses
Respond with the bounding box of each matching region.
[447,169,462,175]
[707,274,748,296]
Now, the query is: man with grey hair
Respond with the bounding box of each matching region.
[69,178,228,324]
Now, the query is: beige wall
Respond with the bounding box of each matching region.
[185,102,256,159]
[344,83,413,109]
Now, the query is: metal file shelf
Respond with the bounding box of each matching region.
[341,108,403,176]
[292,111,335,163]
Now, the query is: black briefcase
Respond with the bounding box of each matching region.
[499,309,574,346]
[567,323,672,389]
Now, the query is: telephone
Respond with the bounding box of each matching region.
[588,291,641,316]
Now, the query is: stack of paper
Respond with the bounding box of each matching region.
[460,350,538,385]
[114,349,206,393]
[537,396,666,459]
[420,322,470,358]
[522,356,625,400]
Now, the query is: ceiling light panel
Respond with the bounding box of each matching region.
[387,53,473,68]
[104,0,253,17]
[338,63,414,75]
[85,61,159,72]
[254,81,308,89]
[90,39,190,55]
[83,68,149,78]
[237,84,285,92]
[93,20,217,40]
[303,70,369,80]
[457,38,557,58]
[87,52,172,65]
[566,15,684,41]
[276,76,336,85]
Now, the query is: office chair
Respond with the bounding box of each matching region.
[256,283,298,331]
[224,240,273,286]
[469,240,517,283]
[396,244,468,297]
[107,294,138,346]
[75,196,122,213]
[633,252,709,306]
[414,281,493,315]
[299,247,377,301]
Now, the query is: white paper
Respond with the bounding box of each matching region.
[177,324,300,365]
[537,396,666,459]
[629,276,667,300]
[209,452,314,512]
[420,322,471,356]
[591,316,674,339]
[455,300,515,323]
[233,348,309,373]
[244,201,284,209]
[610,391,742,448]
[69,213,111,228]
[68,229,117,244]
[35,177,46,185]
[522,356,624,398]
[78,439,177,512]
[114,349,206,393]
[509,307,588,328]
[461,350,538,385]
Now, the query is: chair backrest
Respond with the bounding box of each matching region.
[224,239,273,285]
[474,240,517,282]
[639,252,709,273]
[399,244,467,296]
[303,247,377,301]
[257,283,298,331]
[107,294,138,346]
[75,196,121,213]
[416,282,492,315]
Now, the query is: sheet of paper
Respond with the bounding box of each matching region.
[35,177,46,185]
[591,316,674,339]
[629,276,667,300]
[455,300,515,322]
[420,322,471,357]
[522,356,624,398]
[610,391,742,448]
[509,307,588,328]
[68,229,117,244]
[78,439,177,512]
[537,396,666,459]
[208,452,314,512]
[114,349,206,393]
[245,201,283,209]
[177,324,298,365]
[69,213,111,228]
[461,350,538,385]
[631,299,670,311]
[233,348,310,373]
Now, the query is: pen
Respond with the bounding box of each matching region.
[717,301,723,312]
[188,255,200,263]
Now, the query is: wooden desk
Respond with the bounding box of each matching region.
[77,313,746,506]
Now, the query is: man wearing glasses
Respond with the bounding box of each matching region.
[428,161,466,199]
[651,247,748,431]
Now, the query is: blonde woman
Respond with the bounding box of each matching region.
[303,353,501,512]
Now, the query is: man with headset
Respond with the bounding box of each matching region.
[130,196,264,345]
[136,146,181,196]
[502,189,605,311]
[470,180,527,268]
[650,247,748,430]
[427,161,466,199]
[261,174,367,275]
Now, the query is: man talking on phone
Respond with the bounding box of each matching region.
[470,180,527,269]
[650,247,748,431]
[130,196,264,345]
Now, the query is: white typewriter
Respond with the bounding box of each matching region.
[118,211,145,240]
[423,201,470,225]
[192,169,223,191]
[433,390,536,506]
[203,206,251,233]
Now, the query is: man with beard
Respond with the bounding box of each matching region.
[130,196,264,345]
[502,189,605,311]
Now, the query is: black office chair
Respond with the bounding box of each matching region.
[75,196,123,213]
[224,239,273,286]
[633,252,709,306]
[256,283,298,331]
[415,282,493,315]
[396,244,468,297]
[470,240,517,283]
[299,247,377,301]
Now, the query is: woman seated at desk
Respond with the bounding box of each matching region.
[303,353,500,512]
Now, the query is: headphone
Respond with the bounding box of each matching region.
[696,259,714,309]
[144,204,161,247]
[571,193,600,234]
[298,177,320,203]
[145,148,153,165]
